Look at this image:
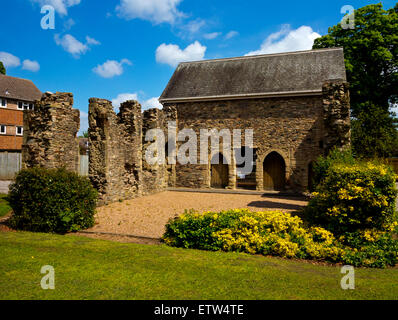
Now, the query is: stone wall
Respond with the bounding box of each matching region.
[322,80,351,153]
[88,98,143,204]
[164,81,351,191]
[141,106,177,194]
[88,99,176,204]
[21,80,350,202]
[22,92,80,172]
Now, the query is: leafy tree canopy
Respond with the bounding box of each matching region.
[0,61,5,75]
[313,3,398,157]
[313,3,398,115]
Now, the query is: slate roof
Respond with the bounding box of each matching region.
[159,48,347,103]
[0,74,42,101]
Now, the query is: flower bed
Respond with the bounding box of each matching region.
[163,209,398,268]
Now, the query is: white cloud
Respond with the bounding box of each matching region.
[55,34,88,57]
[0,52,40,72]
[143,97,162,110]
[85,36,101,45]
[63,18,76,31]
[112,93,162,111]
[185,19,206,34]
[245,25,321,56]
[225,31,238,40]
[0,52,21,68]
[30,0,81,16]
[156,41,206,67]
[22,59,40,72]
[115,0,184,24]
[93,59,132,78]
[177,19,208,40]
[112,93,138,110]
[204,32,221,40]
[54,34,100,58]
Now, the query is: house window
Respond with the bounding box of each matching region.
[16,126,23,136]
[0,125,6,135]
[0,99,7,108]
[17,102,33,110]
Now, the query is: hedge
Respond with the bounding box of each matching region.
[8,167,98,233]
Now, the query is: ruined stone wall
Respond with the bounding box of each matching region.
[88,98,176,204]
[322,80,351,153]
[141,105,177,194]
[22,92,80,172]
[88,98,143,204]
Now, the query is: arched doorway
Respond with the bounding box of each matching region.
[211,153,229,188]
[263,152,286,190]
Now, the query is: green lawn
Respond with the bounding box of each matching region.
[0,194,11,217]
[0,231,397,300]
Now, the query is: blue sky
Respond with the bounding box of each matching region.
[1,0,396,134]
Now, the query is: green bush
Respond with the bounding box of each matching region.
[163,209,398,268]
[312,148,355,188]
[164,209,343,262]
[305,161,397,235]
[8,167,98,233]
[339,230,398,268]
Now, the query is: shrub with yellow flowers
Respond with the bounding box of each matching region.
[164,209,348,263]
[304,161,397,235]
[163,209,398,267]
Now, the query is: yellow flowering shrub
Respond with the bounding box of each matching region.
[164,208,398,267]
[164,209,346,263]
[305,160,397,235]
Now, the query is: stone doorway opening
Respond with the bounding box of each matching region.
[210,153,229,189]
[236,147,257,190]
[263,152,286,191]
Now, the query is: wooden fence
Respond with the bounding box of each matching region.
[79,155,89,176]
[0,152,22,180]
[0,152,89,180]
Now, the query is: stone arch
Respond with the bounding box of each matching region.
[210,152,229,189]
[262,151,287,191]
[256,149,289,191]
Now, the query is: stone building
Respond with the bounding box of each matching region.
[22,48,351,204]
[159,48,351,192]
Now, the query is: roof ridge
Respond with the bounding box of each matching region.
[0,74,35,84]
[178,47,344,66]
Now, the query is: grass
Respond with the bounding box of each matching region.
[0,194,11,217]
[1,231,398,300]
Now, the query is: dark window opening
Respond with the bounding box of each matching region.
[236,147,257,190]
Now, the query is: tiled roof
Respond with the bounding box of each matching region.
[0,74,42,101]
[160,48,347,103]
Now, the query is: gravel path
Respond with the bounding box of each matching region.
[87,191,307,239]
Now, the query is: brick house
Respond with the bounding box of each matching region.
[0,74,42,151]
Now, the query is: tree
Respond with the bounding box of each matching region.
[0,61,5,75]
[351,103,397,158]
[313,3,398,157]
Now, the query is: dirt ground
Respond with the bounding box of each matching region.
[84,191,307,240]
